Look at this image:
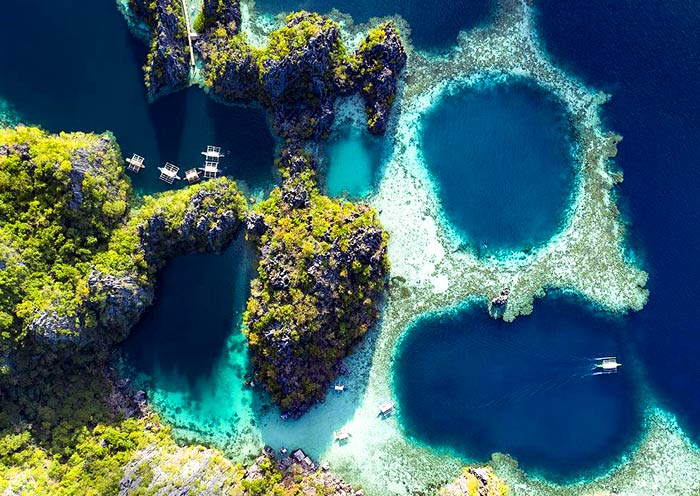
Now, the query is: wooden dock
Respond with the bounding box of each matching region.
[180,0,196,67]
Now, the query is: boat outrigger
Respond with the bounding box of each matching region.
[201,145,223,160]
[593,356,621,375]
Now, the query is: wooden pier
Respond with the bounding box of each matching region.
[180,0,196,67]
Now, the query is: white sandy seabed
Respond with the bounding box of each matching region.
[119,0,700,493]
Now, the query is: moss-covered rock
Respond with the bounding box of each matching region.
[354,22,407,134]
[243,152,389,416]
[194,2,405,142]
[439,467,511,496]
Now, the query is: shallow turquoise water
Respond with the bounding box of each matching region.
[120,233,257,445]
[393,297,643,481]
[324,125,383,198]
[421,83,575,253]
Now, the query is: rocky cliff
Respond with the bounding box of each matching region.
[243,149,389,416]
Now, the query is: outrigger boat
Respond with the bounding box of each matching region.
[593,356,621,375]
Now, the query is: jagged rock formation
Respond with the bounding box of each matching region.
[243,150,389,416]
[193,3,407,141]
[128,0,190,98]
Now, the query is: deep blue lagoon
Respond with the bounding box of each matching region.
[535,0,700,446]
[394,297,643,480]
[421,83,575,252]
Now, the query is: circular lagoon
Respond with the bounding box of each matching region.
[120,233,257,447]
[393,297,643,481]
[421,83,575,253]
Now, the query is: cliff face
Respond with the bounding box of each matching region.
[355,22,407,134]
[243,150,389,416]
[194,3,407,142]
[128,0,191,99]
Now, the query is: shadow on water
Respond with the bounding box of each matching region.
[251,319,382,459]
[0,0,276,197]
[393,294,644,482]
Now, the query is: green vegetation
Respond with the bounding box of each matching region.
[243,165,389,413]
[0,126,129,366]
[195,8,405,137]
[0,126,246,373]
[128,0,190,97]
[439,467,510,496]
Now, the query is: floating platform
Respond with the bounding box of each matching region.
[126,153,145,172]
[158,162,181,184]
[199,160,222,179]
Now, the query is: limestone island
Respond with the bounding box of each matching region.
[2,0,696,495]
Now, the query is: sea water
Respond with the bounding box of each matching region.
[535,0,700,445]
[421,83,575,253]
[0,0,275,196]
[393,296,643,481]
[324,124,383,198]
[120,233,257,448]
[253,0,495,51]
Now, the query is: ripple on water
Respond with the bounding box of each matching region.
[393,296,644,482]
[120,233,259,451]
[421,82,576,254]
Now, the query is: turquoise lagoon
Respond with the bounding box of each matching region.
[120,233,258,447]
[421,82,575,253]
[323,125,384,198]
[4,0,700,490]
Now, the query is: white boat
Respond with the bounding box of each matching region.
[593,356,621,375]
[201,145,223,160]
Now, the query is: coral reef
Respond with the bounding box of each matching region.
[243,152,389,416]
[439,467,510,496]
